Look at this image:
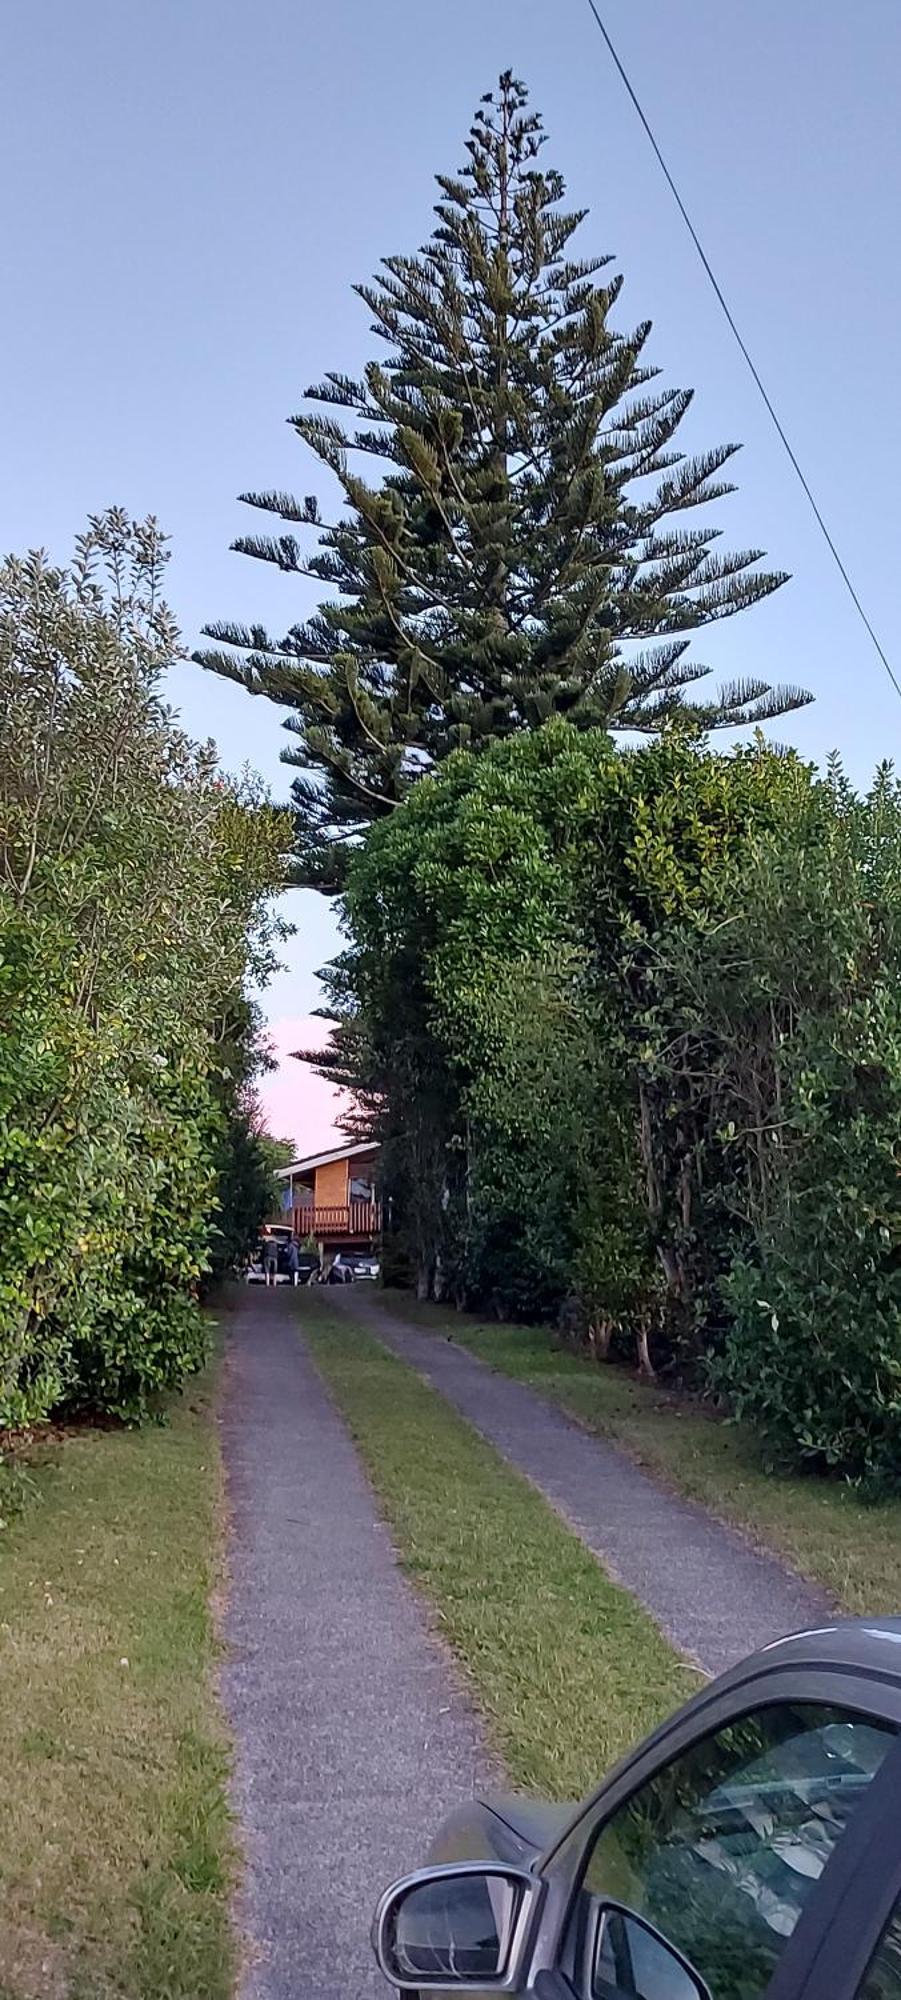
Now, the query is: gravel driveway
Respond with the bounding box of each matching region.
[331,1286,832,1678]
[219,1289,490,2000]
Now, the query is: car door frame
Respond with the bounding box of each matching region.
[789,1763,901,2000]
[523,1661,901,2000]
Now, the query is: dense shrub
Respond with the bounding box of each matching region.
[326,723,810,1339]
[324,720,901,1484]
[705,770,901,1485]
[0,513,287,1424]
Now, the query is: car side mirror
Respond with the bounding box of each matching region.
[592,1902,711,2000]
[373,1863,534,1989]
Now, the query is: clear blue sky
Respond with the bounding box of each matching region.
[3,0,899,1033]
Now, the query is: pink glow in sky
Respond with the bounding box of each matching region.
[257,1016,350,1154]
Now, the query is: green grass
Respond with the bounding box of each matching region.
[373,1292,901,1620]
[304,1296,699,1801]
[0,1366,235,2000]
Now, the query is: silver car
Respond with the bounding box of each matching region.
[373,1621,901,2000]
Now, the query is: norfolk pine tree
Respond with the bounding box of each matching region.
[198,74,809,887]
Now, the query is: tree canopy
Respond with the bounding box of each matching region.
[321,718,901,1487]
[198,73,808,887]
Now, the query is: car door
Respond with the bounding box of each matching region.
[531,1672,901,2000]
[784,1755,901,2000]
[851,1878,901,1999]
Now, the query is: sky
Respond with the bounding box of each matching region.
[4,1,900,1149]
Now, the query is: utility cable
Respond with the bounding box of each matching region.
[582,0,901,703]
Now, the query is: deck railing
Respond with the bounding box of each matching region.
[293,1202,381,1239]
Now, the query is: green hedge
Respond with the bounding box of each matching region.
[0,514,286,1424]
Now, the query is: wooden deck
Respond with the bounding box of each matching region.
[293,1201,381,1241]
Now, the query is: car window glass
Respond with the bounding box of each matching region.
[857,1890,901,1998]
[595,1908,704,1999]
[574,1704,894,2000]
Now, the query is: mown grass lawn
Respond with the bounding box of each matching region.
[304,1296,699,1801]
[373,1292,901,1619]
[0,1365,234,2000]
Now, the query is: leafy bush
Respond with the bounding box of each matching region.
[325,718,901,1484]
[709,771,901,1486]
[722,1232,901,1493]
[326,721,810,1340]
[0,513,287,1424]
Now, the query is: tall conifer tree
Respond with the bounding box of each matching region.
[198,74,807,886]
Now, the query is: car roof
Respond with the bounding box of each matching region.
[724,1619,901,1688]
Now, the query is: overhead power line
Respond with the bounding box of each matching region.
[581,0,901,705]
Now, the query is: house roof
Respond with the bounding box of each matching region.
[276,1139,380,1179]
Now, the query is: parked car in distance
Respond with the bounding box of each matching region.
[341,1252,380,1281]
[373,1620,901,2000]
[325,1256,356,1284]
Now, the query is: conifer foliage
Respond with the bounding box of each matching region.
[198,74,808,886]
